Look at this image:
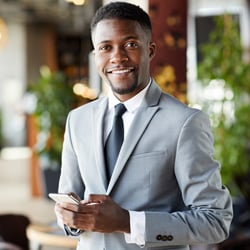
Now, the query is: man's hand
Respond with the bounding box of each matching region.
[55,194,130,233]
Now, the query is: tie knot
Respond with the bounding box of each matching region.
[114,103,126,117]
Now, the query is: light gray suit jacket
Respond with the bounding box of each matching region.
[58,80,233,250]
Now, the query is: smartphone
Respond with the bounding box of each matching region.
[48,193,80,204]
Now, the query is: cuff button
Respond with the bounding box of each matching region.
[167,235,173,241]
[162,235,168,241]
[156,234,162,240]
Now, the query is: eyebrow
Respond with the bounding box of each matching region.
[96,36,140,46]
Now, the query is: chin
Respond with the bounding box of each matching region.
[111,83,138,95]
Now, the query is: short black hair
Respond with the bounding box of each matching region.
[91,1,152,33]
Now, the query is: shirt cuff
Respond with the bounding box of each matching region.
[64,225,82,236]
[124,211,145,246]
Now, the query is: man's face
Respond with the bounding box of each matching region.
[92,19,156,101]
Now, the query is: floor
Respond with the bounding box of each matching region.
[0,147,73,250]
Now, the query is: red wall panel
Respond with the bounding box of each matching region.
[149,0,187,102]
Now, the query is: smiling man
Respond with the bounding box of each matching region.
[55,2,233,250]
[92,17,155,101]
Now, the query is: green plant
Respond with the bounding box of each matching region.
[29,66,77,170]
[197,15,250,196]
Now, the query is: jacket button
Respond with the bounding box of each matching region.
[156,234,162,240]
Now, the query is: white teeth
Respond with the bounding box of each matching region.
[111,69,132,74]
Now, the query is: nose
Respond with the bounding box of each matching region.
[110,47,128,64]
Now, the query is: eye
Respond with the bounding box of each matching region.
[125,42,139,49]
[99,44,111,52]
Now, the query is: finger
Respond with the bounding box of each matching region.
[54,204,64,220]
[88,194,109,203]
[55,204,74,226]
[68,192,81,201]
[56,203,94,231]
[78,202,102,213]
[59,202,81,214]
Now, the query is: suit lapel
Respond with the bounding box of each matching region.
[107,80,162,194]
[92,97,109,192]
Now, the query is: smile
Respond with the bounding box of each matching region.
[107,67,134,74]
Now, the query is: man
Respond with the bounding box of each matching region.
[55,2,233,250]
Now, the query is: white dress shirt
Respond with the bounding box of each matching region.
[104,80,152,246]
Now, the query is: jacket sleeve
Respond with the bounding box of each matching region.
[58,112,85,197]
[57,112,85,236]
[144,111,233,248]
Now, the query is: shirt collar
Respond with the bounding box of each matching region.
[108,78,152,113]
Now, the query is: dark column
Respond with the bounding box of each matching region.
[149,0,187,103]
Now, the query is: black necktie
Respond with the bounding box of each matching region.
[105,103,127,181]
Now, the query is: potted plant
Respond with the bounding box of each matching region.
[28,66,78,196]
[197,15,250,200]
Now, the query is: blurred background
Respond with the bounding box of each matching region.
[0,0,250,249]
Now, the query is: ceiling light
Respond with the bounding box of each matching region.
[65,0,86,6]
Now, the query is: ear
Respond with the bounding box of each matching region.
[149,42,156,59]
